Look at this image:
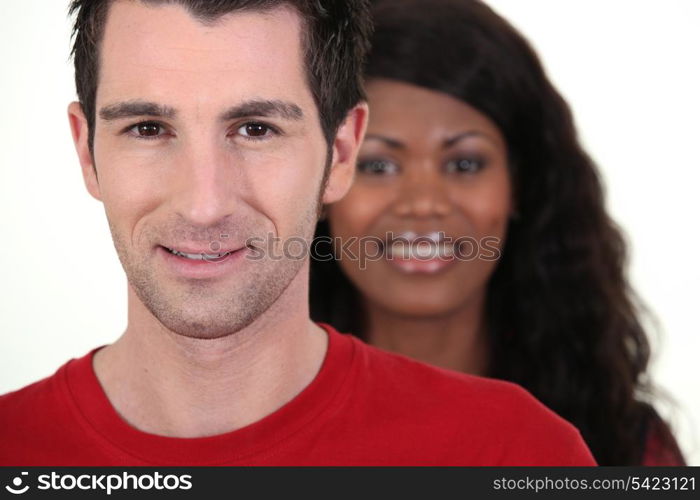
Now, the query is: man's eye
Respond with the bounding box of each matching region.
[238,122,274,139]
[357,158,400,175]
[134,122,163,137]
[444,158,485,174]
[129,122,165,139]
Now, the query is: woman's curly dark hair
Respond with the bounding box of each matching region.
[310,0,684,465]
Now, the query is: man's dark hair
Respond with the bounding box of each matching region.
[68,0,372,154]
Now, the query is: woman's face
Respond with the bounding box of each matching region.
[326,79,513,317]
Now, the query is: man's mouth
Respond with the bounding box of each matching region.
[158,243,248,280]
[162,246,236,261]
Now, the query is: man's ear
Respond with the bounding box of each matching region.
[322,101,369,204]
[67,101,101,201]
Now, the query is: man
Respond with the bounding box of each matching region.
[0,0,595,465]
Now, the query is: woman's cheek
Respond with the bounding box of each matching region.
[328,185,389,239]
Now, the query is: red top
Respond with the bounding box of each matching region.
[641,413,686,466]
[0,323,595,466]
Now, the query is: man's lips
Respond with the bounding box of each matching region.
[159,245,243,262]
[157,244,249,279]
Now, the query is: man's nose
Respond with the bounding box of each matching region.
[391,162,452,218]
[172,139,239,228]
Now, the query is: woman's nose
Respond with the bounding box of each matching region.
[392,164,452,218]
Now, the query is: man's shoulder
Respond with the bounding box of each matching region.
[344,334,595,464]
[0,367,64,416]
[353,334,540,409]
[0,348,114,466]
[0,361,76,444]
[0,355,98,465]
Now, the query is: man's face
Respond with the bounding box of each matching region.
[70,1,345,338]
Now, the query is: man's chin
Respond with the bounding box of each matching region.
[140,297,260,340]
[155,309,260,340]
[124,246,308,340]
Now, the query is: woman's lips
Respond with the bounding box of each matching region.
[383,238,457,275]
[387,240,455,259]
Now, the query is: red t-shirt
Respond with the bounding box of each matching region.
[0,323,595,465]
[641,413,686,466]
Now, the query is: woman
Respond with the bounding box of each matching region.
[310,0,685,465]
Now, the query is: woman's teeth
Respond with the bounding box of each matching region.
[389,241,454,259]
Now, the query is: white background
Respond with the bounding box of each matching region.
[0,1,698,464]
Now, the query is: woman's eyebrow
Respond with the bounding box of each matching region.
[443,131,499,148]
[364,134,404,149]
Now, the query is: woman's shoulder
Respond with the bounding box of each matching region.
[641,409,686,466]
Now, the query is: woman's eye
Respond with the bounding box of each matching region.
[445,158,484,174]
[238,122,274,139]
[129,122,165,139]
[357,158,400,175]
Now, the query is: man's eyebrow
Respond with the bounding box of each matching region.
[99,100,177,121]
[98,99,303,123]
[219,100,304,122]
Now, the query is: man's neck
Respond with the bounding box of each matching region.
[93,269,327,438]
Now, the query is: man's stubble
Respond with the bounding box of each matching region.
[106,182,325,341]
